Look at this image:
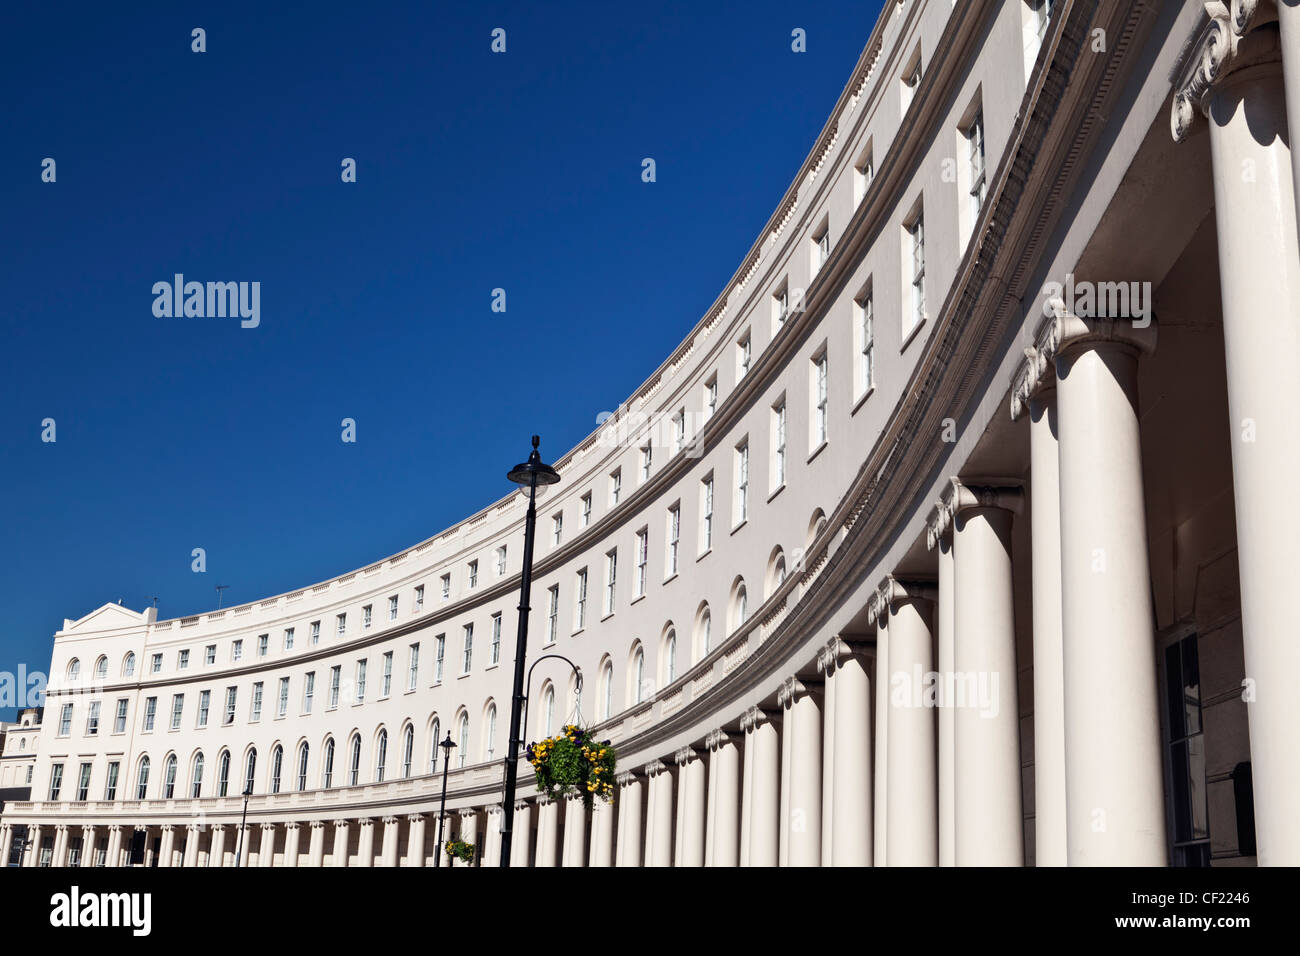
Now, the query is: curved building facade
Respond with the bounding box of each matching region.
[4,0,1299,867]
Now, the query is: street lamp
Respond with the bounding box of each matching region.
[234,785,252,867]
[500,435,560,867]
[434,732,456,867]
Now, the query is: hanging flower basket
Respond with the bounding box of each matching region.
[526,724,616,806]
[445,840,475,864]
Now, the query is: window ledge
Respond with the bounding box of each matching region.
[663,572,678,586]
[730,519,748,536]
[807,440,829,465]
[901,315,927,352]
[767,482,786,504]
[696,548,712,563]
[630,594,647,607]
[851,385,876,416]
[601,612,615,623]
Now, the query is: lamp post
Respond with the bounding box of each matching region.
[234,785,252,867]
[500,435,561,867]
[434,732,456,867]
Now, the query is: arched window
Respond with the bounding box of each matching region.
[428,718,441,774]
[95,656,108,681]
[322,738,335,788]
[217,750,231,797]
[244,749,257,795]
[375,730,388,783]
[402,725,414,777]
[349,735,362,786]
[729,578,749,633]
[136,757,150,800]
[163,754,177,799]
[543,685,556,736]
[766,547,787,599]
[123,652,136,678]
[67,658,80,682]
[601,661,614,720]
[633,647,646,704]
[485,704,497,760]
[270,745,283,794]
[698,606,712,658]
[664,629,677,684]
[297,742,309,791]
[807,508,828,550]
[191,753,204,799]
[457,713,469,768]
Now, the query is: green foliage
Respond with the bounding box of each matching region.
[445,839,475,864]
[526,724,617,807]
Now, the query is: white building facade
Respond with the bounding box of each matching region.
[3,0,1297,867]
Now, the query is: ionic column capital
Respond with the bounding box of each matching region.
[259,823,275,832]
[777,677,821,708]
[642,759,667,777]
[1172,2,1283,140]
[513,800,532,812]
[674,746,699,766]
[928,479,1023,553]
[705,729,733,750]
[309,820,326,830]
[380,816,398,826]
[926,502,951,551]
[159,824,174,834]
[1010,345,1055,421]
[331,819,350,829]
[1037,305,1156,365]
[868,575,937,625]
[614,772,640,789]
[405,813,425,824]
[740,706,777,732]
[458,809,477,820]
[210,824,226,833]
[284,821,301,831]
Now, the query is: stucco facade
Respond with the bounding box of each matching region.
[3,0,1296,867]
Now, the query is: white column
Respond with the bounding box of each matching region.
[926,512,957,868]
[379,816,400,867]
[1012,355,1068,866]
[510,802,534,867]
[645,761,674,867]
[1175,7,1300,865]
[457,811,479,867]
[331,820,350,868]
[535,799,559,867]
[257,824,276,867]
[182,825,200,867]
[156,825,174,869]
[614,775,643,867]
[940,479,1024,866]
[106,825,123,868]
[24,824,41,867]
[207,825,225,867]
[821,639,872,866]
[674,747,706,867]
[354,818,375,868]
[589,799,615,867]
[1,824,14,867]
[705,730,741,867]
[308,821,326,867]
[877,578,938,866]
[281,822,301,868]
[405,814,426,867]
[81,826,96,867]
[237,824,252,867]
[739,724,754,866]
[872,606,889,866]
[819,655,837,865]
[481,809,502,868]
[779,678,823,867]
[742,707,780,866]
[561,798,587,867]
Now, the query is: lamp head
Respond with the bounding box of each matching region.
[507,435,561,488]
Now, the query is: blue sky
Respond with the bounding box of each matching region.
[0,0,883,718]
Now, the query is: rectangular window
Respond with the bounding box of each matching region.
[59,702,73,737]
[114,698,128,734]
[105,761,119,801]
[49,763,63,801]
[737,332,752,379]
[77,762,92,802]
[388,595,399,621]
[258,634,269,657]
[495,546,507,576]
[907,211,926,332]
[461,625,473,674]
[553,512,563,546]
[198,690,210,727]
[251,682,263,722]
[224,687,237,725]
[283,628,294,651]
[735,442,749,525]
[303,672,315,713]
[902,53,923,113]
[329,667,341,709]
[701,475,714,552]
[610,469,622,506]
[177,649,189,670]
[604,550,617,616]
[86,701,101,736]
[336,613,347,637]
[171,694,184,729]
[232,640,242,663]
[635,528,648,598]
[813,353,829,447]
[576,568,588,630]
[773,284,790,332]
[363,605,373,629]
[143,697,156,732]
[857,290,875,396]
[966,108,986,225]
[672,410,686,455]
[773,400,787,488]
[640,445,652,482]
[353,662,366,703]
[441,574,451,600]
[547,585,559,644]
[152,653,163,674]
[434,635,445,683]
[491,612,502,665]
[581,493,593,527]
[310,621,320,646]
[667,504,680,576]
[277,675,289,713]
[812,221,830,272]
[409,643,421,690]
[382,652,393,697]
[705,377,718,421]
[1163,633,1210,866]
[205,644,216,665]
[854,146,875,206]
[415,585,424,610]
[468,560,478,588]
